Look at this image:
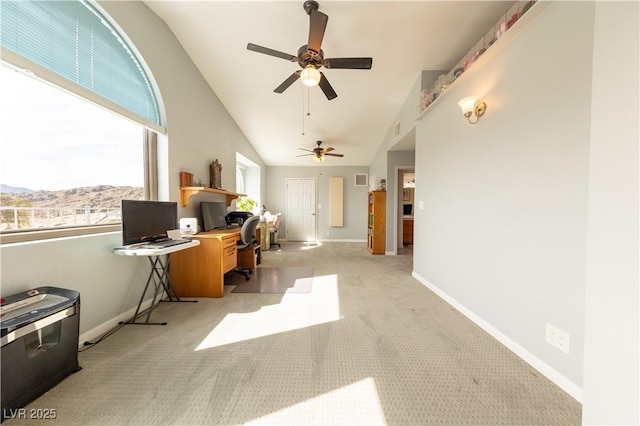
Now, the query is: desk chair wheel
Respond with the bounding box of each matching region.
[238,268,252,280]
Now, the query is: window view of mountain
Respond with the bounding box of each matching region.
[0,185,143,231]
[0,184,34,193]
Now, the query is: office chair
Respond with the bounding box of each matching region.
[268,213,282,248]
[232,215,260,280]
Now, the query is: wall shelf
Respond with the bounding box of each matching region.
[417,0,550,122]
[180,186,245,207]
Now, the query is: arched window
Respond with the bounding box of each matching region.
[0,0,163,131]
[0,1,163,242]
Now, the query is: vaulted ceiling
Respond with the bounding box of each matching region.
[144,1,513,166]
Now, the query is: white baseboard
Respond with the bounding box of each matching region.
[276,239,366,243]
[412,271,583,403]
[78,299,155,349]
[319,239,367,243]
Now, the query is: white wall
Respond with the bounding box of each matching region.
[582,2,639,424]
[0,1,265,340]
[412,1,595,397]
[266,166,369,241]
[99,1,265,221]
[369,75,422,184]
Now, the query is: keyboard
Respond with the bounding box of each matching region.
[145,239,190,249]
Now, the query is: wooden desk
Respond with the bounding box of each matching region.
[169,230,240,298]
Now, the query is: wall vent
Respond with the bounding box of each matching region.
[354,173,368,187]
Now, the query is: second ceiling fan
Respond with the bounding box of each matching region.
[247,0,373,100]
[297,140,344,162]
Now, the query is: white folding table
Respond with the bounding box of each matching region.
[114,240,200,325]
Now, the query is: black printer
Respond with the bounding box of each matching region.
[225,211,253,226]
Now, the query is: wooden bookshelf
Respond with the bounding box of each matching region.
[367,190,386,254]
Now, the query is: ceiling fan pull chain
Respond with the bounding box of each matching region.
[307,87,311,116]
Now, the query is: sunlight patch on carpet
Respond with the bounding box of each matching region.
[245,378,386,426]
[195,274,340,350]
[300,241,322,250]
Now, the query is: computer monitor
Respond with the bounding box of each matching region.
[121,200,178,245]
[200,201,228,231]
[403,204,413,215]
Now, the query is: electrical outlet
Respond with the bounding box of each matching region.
[546,323,570,354]
[326,230,330,236]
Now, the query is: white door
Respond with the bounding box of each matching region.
[286,178,316,241]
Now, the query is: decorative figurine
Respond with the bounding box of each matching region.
[209,159,222,189]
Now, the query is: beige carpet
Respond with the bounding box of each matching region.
[6,242,581,425]
[229,267,314,294]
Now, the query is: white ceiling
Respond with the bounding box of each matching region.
[144,1,512,167]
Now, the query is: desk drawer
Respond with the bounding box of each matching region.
[222,234,239,248]
[222,245,237,273]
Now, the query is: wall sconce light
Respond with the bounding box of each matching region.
[458,96,487,124]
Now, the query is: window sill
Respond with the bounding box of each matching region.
[0,224,120,245]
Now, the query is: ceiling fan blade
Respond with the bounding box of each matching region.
[247,43,296,62]
[307,10,328,54]
[324,57,373,70]
[323,147,335,152]
[274,71,301,93]
[324,153,344,157]
[296,154,314,157]
[318,72,337,100]
[298,148,315,152]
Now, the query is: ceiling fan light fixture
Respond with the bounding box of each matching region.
[300,65,321,87]
[313,154,325,162]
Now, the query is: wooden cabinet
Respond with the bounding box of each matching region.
[403,219,414,245]
[367,190,386,254]
[169,230,240,298]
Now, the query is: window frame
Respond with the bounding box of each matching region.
[0,0,163,244]
[236,162,247,195]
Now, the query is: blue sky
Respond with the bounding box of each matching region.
[0,64,143,191]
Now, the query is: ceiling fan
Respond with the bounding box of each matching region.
[247,0,373,100]
[297,140,344,162]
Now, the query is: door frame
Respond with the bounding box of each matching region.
[395,166,415,254]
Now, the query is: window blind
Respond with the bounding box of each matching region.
[0,0,162,130]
